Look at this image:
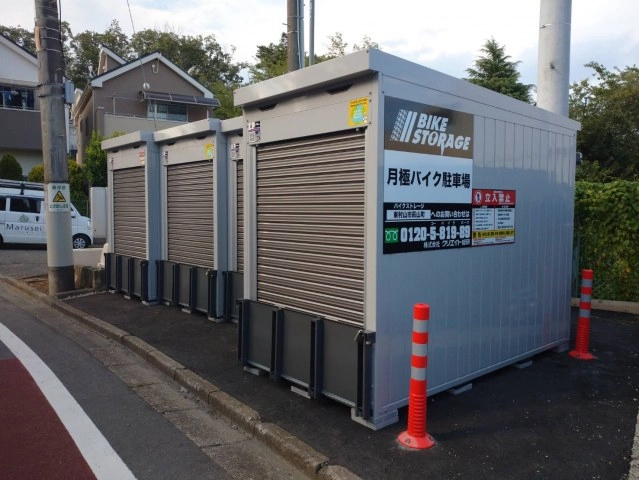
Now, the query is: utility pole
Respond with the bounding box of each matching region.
[309,0,315,65]
[35,0,75,294]
[287,0,300,72]
[536,0,572,116]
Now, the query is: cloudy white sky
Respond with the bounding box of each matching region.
[3,0,638,86]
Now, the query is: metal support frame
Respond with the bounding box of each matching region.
[105,253,115,290]
[114,254,123,292]
[355,330,376,421]
[140,260,149,303]
[206,269,217,320]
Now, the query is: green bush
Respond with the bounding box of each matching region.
[0,154,23,180]
[575,181,639,301]
[28,164,44,182]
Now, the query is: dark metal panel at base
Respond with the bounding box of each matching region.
[119,255,131,296]
[176,264,193,311]
[131,258,143,299]
[193,267,210,315]
[275,310,316,389]
[239,300,360,408]
[157,260,177,305]
[321,320,360,407]
[239,301,276,373]
[105,253,117,291]
[224,271,244,322]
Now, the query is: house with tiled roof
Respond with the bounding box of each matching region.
[72,45,219,164]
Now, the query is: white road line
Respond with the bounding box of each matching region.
[0,321,137,480]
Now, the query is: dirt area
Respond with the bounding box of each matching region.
[21,275,50,295]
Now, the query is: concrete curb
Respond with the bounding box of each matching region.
[571,297,639,314]
[1,278,362,480]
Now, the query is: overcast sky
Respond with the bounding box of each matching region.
[3,0,637,86]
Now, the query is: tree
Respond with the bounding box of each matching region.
[1,22,71,60]
[0,25,36,54]
[66,20,130,89]
[352,36,379,52]
[324,32,380,60]
[569,63,639,179]
[84,131,108,187]
[68,159,88,215]
[27,164,45,182]
[465,38,533,103]
[249,33,288,83]
[0,154,23,180]
[249,32,380,83]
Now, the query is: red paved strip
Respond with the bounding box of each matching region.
[0,358,97,480]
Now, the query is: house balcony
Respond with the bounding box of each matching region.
[102,112,188,138]
[0,107,42,151]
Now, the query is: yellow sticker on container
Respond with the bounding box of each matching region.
[205,142,215,160]
[348,97,369,126]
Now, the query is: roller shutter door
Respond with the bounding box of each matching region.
[236,159,244,272]
[167,161,214,268]
[256,131,365,325]
[113,167,146,258]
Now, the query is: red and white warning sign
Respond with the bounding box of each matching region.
[472,189,516,246]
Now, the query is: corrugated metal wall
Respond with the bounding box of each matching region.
[256,131,366,325]
[166,161,214,268]
[236,159,244,272]
[113,167,146,258]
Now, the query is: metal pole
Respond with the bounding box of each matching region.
[287,0,300,72]
[309,0,315,65]
[298,0,305,68]
[536,0,572,116]
[35,0,75,294]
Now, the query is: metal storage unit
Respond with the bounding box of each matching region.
[102,132,161,303]
[234,49,580,429]
[153,119,228,319]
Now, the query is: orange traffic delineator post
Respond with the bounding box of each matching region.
[398,303,435,449]
[569,269,596,360]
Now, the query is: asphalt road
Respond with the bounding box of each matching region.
[0,263,310,479]
[0,244,47,279]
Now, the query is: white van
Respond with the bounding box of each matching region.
[0,179,93,249]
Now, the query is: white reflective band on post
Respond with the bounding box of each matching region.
[411,366,427,382]
[413,320,428,333]
[412,343,428,358]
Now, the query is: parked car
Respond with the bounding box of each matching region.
[0,179,93,249]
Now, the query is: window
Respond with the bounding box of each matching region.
[147,101,187,122]
[0,196,6,210]
[0,85,35,110]
[9,197,40,214]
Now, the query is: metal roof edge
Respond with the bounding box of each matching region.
[153,118,222,143]
[221,116,243,133]
[370,49,580,131]
[234,48,579,132]
[102,131,154,151]
[234,49,376,108]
